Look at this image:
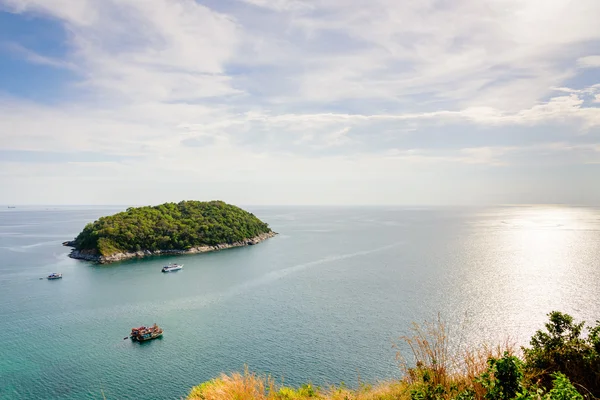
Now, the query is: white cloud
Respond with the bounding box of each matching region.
[284,0,600,110]
[1,42,78,70]
[3,0,600,108]
[317,127,352,148]
[1,0,600,204]
[241,0,312,12]
[462,92,600,127]
[1,0,98,25]
[2,85,599,160]
[2,0,241,102]
[242,88,600,129]
[577,55,600,68]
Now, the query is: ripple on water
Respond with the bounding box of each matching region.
[1,206,600,399]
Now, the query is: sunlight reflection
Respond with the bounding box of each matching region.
[500,206,590,302]
[455,206,600,347]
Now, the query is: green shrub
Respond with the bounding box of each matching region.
[522,312,600,397]
[276,384,319,399]
[477,352,524,400]
[545,373,583,400]
[409,382,446,400]
[588,322,600,355]
[453,388,475,400]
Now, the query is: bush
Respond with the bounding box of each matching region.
[187,312,597,400]
[522,312,600,397]
[477,352,524,400]
[545,373,583,400]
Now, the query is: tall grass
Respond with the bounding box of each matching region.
[187,312,592,400]
[187,317,513,400]
[187,367,276,400]
[393,315,517,400]
[186,367,411,400]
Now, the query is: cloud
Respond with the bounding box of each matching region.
[1,42,78,70]
[2,0,241,102]
[284,0,600,110]
[240,88,600,131]
[3,0,600,110]
[577,55,600,69]
[1,0,600,204]
[301,126,353,149]
[241,0,312,12]
[1,0,98,25]
[1,85,599,160]
[462,92,600,128]
[181,136,216,148]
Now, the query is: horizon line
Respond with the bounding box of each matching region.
[0,203,597,208]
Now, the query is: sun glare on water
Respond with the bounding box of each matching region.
[454,205,600,345]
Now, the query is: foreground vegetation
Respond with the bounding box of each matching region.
[188,312,600,400]
[73,201,272,256]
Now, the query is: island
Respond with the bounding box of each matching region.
[63,200,276,263]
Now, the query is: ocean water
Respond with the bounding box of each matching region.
[1,205,599,399]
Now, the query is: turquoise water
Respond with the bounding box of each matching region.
[1,205,600,399]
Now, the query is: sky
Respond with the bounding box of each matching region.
[0,0,600,206]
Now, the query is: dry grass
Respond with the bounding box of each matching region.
[187,367,275,400]
[395,315,452,387]
[186,367,412,400]
[187,316,517,400]
[393,315,517,400]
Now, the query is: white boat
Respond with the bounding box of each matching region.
[161,263,183,273]
[47,273,62,280]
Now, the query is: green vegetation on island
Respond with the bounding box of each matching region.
[72,200,273,257]
[187,311,600,400]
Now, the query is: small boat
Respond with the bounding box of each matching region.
[47,273,62,280]
[130,324,163,342]
[161,263,183,273]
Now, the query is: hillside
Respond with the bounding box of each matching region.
[66,200,274,263]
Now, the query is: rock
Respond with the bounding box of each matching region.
[66,231,278,264]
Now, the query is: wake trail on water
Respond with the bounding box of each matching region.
[148,241,404,313]
[0,240,60,252]
[231,242,402,291]
[60,242,404,321]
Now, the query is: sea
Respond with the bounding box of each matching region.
[1,205,599,399]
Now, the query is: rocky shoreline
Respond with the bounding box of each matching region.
[63,231,277,264]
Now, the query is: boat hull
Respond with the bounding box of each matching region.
[131,332,163,341]
[161,264,183,272]
[130,324,164,342]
